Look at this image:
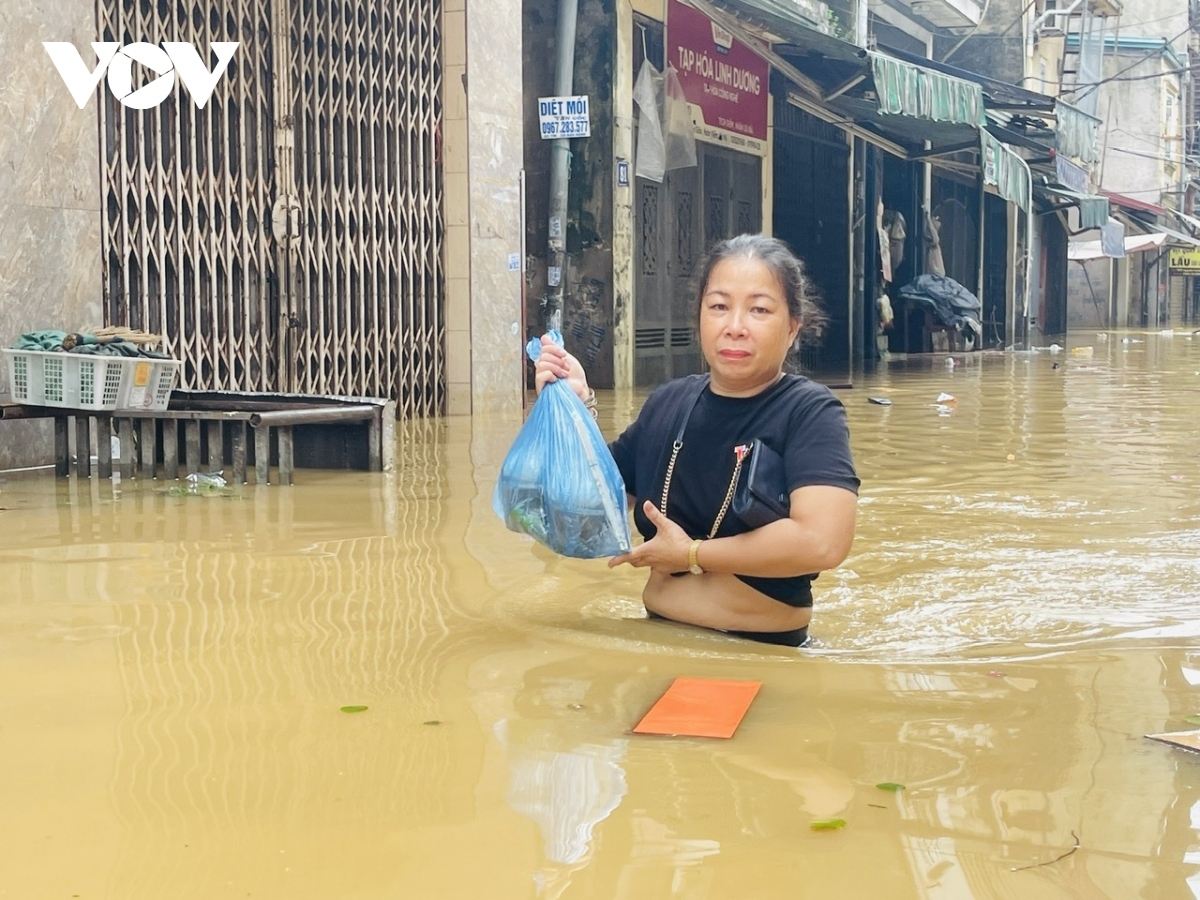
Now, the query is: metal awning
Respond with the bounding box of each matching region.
[1056,100,1100,164]
[707,0,861,63]
[684,0,909,156]
[868,52,987,127]
[814,52,989,153]
[706,1,988,142]
[1167,208,1200,236]
[1102,190,1165,216]
[1153,223,1200,249]
[686,0,1034,201]
[982,131,1031,212]
[1068,233,1166,261]
[1039,186,1110,229]
[879,46,1055,113]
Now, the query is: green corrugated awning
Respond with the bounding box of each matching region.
[1056,100,1101,164]
[869,52,987,127]
[981,131,1030,213]
[1042,187,1110,229]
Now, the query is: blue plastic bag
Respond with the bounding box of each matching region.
[493,331,633,559]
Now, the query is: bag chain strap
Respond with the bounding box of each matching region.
[660,441,748,540]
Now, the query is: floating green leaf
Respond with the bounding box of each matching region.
[340,705,368,713]
[810,818,846,831]
[876,782,906,792]
[1184,715,1200,726]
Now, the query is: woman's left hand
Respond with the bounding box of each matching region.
[609,502,692,574]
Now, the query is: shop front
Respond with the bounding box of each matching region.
[630,0,768,386]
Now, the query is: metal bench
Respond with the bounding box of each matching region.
[1,392,395,485]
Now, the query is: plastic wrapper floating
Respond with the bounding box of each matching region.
[493,332,632,559]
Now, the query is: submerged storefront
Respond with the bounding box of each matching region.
[521,0,1054,390]
[629,0,768,386]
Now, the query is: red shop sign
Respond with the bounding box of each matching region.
[666,0,769,150]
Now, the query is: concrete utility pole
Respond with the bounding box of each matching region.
[546,0,580,331]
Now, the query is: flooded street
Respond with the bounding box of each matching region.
[2,331,1200,899]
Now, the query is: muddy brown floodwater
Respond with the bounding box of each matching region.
[2,331,1200,899]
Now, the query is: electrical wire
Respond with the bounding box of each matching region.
[1089,64,1198,85]
[996,0,1038,38]
[1069,25,1192,102]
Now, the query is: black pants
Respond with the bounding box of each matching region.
[647,612,809,648]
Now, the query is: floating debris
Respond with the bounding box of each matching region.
[1011,831,1079,872]
[934,392,957,416]
[165,482,238,498]
[186,471,227,487]
[810,818,847,831]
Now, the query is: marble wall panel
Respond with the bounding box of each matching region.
[465,4,525,413]
[0,0,102,469]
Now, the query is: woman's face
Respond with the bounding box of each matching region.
[699,256,801,396]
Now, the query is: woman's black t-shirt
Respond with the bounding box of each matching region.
[608,374,859,607]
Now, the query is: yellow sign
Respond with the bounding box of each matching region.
[133,361,152,387]
[1169,247,1200,272]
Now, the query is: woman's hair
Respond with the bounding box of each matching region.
[694,235,826,338]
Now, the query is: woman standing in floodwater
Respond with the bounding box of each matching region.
[535,234,859,647]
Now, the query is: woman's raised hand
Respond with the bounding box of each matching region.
[534,335,591,402]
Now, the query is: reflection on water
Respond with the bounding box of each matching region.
[1,334,1200,898]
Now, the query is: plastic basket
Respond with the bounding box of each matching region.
[117,357,183,411]
[3,348,129,410]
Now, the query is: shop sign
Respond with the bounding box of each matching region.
[538,95,591,139]
[667,0,768,154]
[1169,246,1200,273]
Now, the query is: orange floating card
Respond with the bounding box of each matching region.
[632,677,762,739]
[1145,730,1200,753]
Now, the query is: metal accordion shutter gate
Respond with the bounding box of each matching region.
[99,0,278,393]
[288,0,444,412]
[98,0,445,416]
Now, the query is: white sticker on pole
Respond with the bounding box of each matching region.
[539,95,590,139]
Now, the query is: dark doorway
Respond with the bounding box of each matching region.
[633,143,761,387]
[879,153,922,355]
[931,172,980,295]
[772,101,850,380]
[1040,213,1068,340]
[982,193,1009,348]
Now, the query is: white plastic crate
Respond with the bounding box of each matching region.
[117,357,182,411]
[3,348,128,410]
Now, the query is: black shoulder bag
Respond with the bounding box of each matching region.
[659,376,791,535]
